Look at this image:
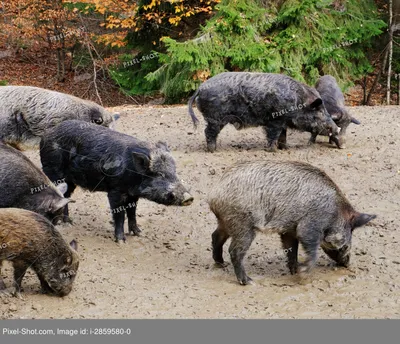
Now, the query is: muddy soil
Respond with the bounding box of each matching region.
[1,105,399,319]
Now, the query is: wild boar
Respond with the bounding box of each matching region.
[0,86,120,150]
[0,208,79,297]
[0,142,72,224]
[208,160,376,285]
[315,75,360,148]
[188,72,340,152]
[40,120,194,243]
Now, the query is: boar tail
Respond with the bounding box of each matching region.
[188,89,200,128]
[351,117,360,125]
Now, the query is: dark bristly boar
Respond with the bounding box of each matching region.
[0,208,79,297]
[0,86,120,150]
[40,120,194,243]
[314,75,360,149]
[208,160,376,285]
[0,142,73,224]
[188,72,340,152]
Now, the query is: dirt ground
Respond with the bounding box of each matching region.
[0,105,399,319]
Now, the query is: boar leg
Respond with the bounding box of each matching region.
[0,262,6,290]
[278,128,288,150]
[12,260,28,295]
[63,182,76,223]
[205,121,223,153]
[263,124,284,152]
[309,132,318,145]
[37,275,53,294]
[0,277,5,291]
[297,224,321,275]
[229,229,256,285]
[280,233,299,274]
[108,192,126,243]
[126,197,141,236]
[212,224,230,266]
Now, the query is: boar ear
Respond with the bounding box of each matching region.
[155,141,170,152]
[351,117,361,125]
[309,98,323,110]
[56,182,68,195]
[70,240,78,251]
[132,150,150,170]
[51,197,73,213]
[352,213,376,230]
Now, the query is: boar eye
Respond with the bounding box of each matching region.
[92,118,103,125]
[158,172,165,178]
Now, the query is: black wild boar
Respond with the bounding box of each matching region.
[40,120,194,243]
[314,75,360,149]
[0,208,79,297]
[0,86,120,150]
[0,142,73,224]
[188,72,340,152]
[208,160,376,285]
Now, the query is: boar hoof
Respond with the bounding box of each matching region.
[0,279,6,291]
[129,226,142,236]
[12,289,23,300]
[238,275,253,286]
[265,145,278,153]
[116,238,126,245]
[288,264,298,275]
[278,143,288,150]
[206,144,216,153]
[214,261,228,268]
[63,216,73,224]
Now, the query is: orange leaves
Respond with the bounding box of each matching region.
[193,70,211,82]
[168,17,181,25]
[86,0,221,34]
[143,0,160,11]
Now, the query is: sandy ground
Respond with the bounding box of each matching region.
[0,105,399,319]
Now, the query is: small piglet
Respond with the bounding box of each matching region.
[40,120,194,243]
[0,208,79,297]
[208,160,376,285]
[0,142,73,224]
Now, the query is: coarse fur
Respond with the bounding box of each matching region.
[314,75,360,148]
[0,142,72,224]
[40,120,193,243]
[0,86,119,149]
[0,208,79,297]
[208,160,376,285]
[188,72,339,152]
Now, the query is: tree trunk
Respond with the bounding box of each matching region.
[386,0,393,104]
[362,76,367,104]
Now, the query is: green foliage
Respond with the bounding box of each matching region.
[109,52,161,96]
[0,80,8,86]
[145,0,386,103]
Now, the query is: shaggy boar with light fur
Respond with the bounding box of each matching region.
[209,160,376,285]
[0,86,119,149]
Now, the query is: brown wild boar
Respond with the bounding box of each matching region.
[0,208,79,297]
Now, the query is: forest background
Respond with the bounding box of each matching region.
[0,0,399,107]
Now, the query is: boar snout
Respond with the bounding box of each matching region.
[321,245,351,268]
[327,121,341,137]
[181,192,194,206]
[329,134,346,149]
